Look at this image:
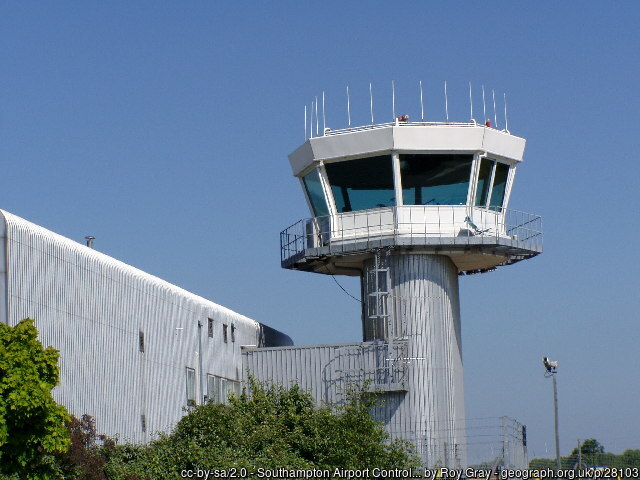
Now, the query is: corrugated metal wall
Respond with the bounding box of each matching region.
[0,210,265,443]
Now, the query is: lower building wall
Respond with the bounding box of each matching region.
[0,210,283,443]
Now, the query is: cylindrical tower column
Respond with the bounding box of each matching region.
[362,253,466,468]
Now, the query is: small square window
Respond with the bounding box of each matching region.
[207,318,213,338]
[222,324,228,343]
[138,331,145,353]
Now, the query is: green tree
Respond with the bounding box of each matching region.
[0,319,71,478]
[105,379,420,478]
[531,439,640,470]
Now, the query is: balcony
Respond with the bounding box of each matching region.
[280,206,542,274]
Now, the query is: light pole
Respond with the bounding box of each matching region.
[542,357,561,471]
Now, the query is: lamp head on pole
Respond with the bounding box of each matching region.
[542,356,558,374]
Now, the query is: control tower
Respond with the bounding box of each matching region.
[279,86,542,467]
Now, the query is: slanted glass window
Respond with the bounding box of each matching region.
[325,155,395,212]
[302,169,329,217]
[489,162,509,209]
[186,367,196,407]
[475,158,493,207]
[400,154,474,206]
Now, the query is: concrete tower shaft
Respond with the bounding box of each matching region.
[363,253,465,466]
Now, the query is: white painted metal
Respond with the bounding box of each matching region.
[288,124,526,176]
[0,210,289,443]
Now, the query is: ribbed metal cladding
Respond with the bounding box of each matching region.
[362,253,466,467]
[0,210,266,443]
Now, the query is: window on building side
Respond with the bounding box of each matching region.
[208,318,213,338]
[207,374,240,404]
[231,324,236,343]
[138,331,145,353]
[302,168,330,217]
[223,324,228,343]
[141,414,147,433]
[325,155,395,212]
[400,154,474,206]
[186,367,196,407]
[474,158,511,210]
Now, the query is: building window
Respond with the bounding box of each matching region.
[231,324,236,343]
[325,155,395,212]
[141,414,147,433]
[475,157,493,207]
[207,374,240,404]
[208,318,213,338]
[138,331,145,353]
[222,324,228,343]
[302,168,330,217]
[474,158,511,210]
[488,162,509,209]
[186,367,196,407]
[400,154,474,206]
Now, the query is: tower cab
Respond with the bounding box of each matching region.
[283,121,542,275]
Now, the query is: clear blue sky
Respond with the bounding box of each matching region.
[2,1,639,460]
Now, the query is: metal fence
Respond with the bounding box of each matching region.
[385,416,528,470]
[281,206,543,266]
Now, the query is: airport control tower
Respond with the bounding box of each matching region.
[278,85,542,467]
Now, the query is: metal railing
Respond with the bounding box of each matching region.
[281,206,542,265]
[321,120,490,137]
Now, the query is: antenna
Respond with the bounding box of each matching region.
[469,81,474,121]
[315,96,319,136]
[482,85,487,124]
[492,89,498,129]
[369,83,374,124]
[310,100,314,138]
[504,92,509,132]
[322,91,326,134]
[347,86,351,127]
[392,80,396,120]
[444,81,449,123]
[304,105,307,139]
[420,80,424,121]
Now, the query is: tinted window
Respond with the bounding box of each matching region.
[489,162,510,209]
[400,154,474,206]
[475,158,493,206]
[302,169,329,217]
[325,155,395,212]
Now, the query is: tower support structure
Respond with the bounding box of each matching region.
[363,253,465,466]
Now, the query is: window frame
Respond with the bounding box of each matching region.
[397,153,476,207]
[185,367,196,407]
[473,156,513,211]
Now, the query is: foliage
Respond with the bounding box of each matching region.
[0,319,71,479]
[530,439,640,470]
[104,379,420,478]
[56,414,115,479]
